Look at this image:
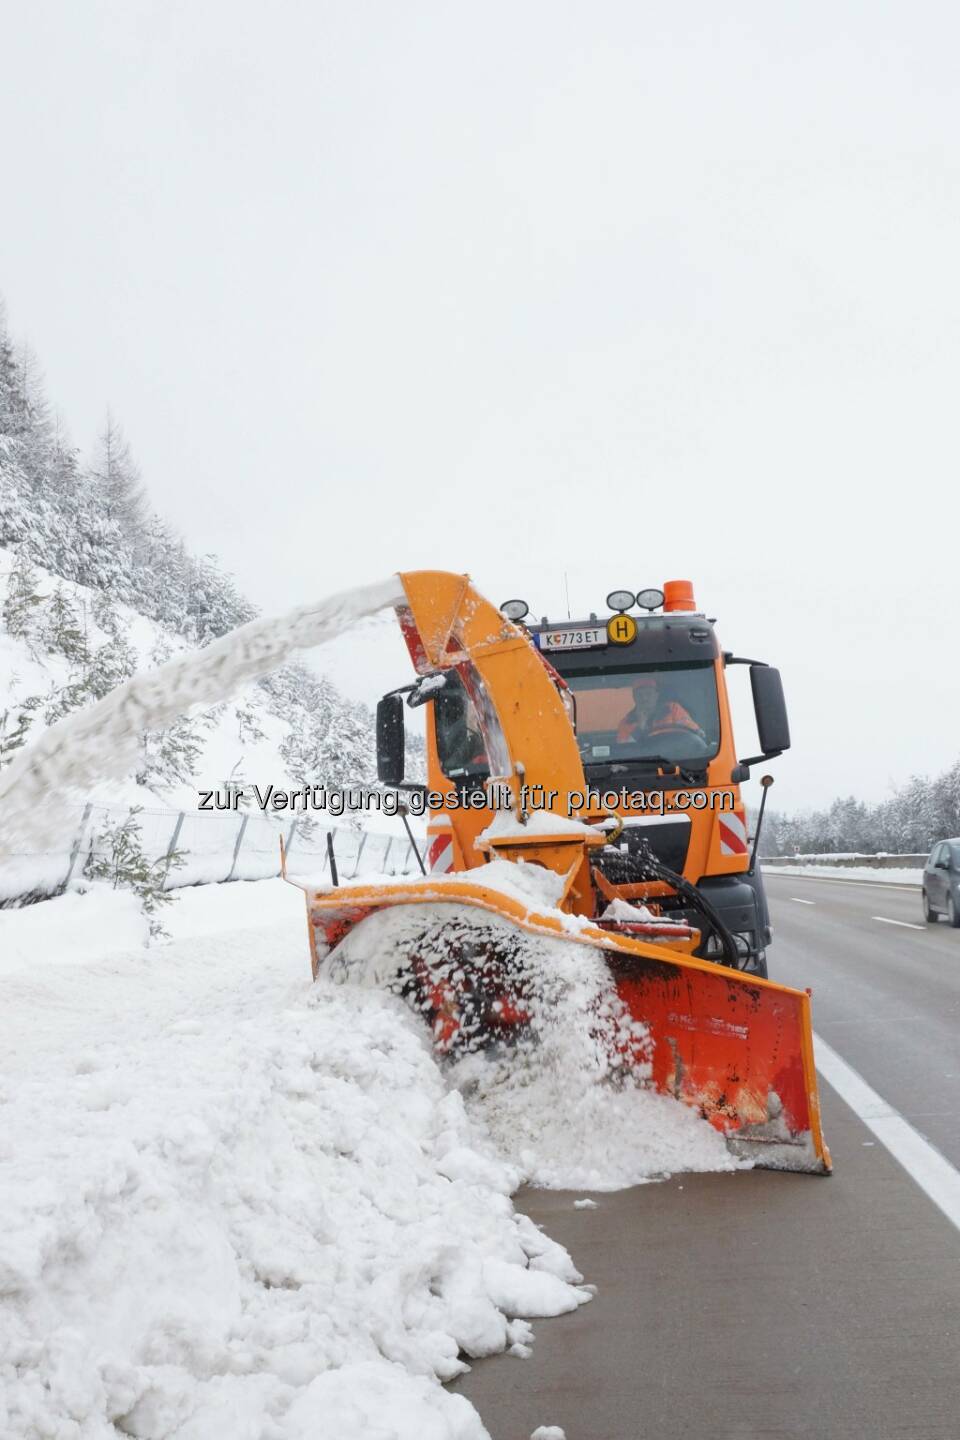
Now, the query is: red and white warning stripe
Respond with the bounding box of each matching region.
[426,829,454,874]
[718,810,749,857]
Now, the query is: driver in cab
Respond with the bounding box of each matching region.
[616,676,704,746]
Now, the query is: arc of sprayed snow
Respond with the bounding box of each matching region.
[0,574,406,853]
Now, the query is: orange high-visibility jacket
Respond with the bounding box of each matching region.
[617,701,700,744]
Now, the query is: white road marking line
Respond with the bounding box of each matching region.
[872,916,926,931]
[790,898,815,905]
[814,1033,960,1234]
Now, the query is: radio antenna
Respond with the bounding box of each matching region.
[563,572,571,619]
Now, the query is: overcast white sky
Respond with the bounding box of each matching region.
[2,1,958,813]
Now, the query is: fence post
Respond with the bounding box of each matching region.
[63,802,93,890]
[163,812,185,889]
[382,836,393,874]
[166,812,185,859]
[399,808,426,875]
[280,819,299,876]
[351,831,368,878]
[226,814,249,883]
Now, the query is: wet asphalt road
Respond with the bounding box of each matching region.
[453,872,960,1440]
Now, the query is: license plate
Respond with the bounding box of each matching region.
[536,626,607,651]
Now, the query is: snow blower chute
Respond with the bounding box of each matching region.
[288,571,830,1174]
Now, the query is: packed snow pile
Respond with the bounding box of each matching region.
[0,881,590,1440]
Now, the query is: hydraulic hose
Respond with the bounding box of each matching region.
[594,844,744,970]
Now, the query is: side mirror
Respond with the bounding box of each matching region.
[751,665,790,756]
[408,672,448,708]
[376,695,405,787]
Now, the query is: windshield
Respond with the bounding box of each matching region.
[563,662,720,767]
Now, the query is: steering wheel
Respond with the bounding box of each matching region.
[648,728,711,760]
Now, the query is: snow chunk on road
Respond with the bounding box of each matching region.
[482,1258,588,1319]
[0,885,586,1439]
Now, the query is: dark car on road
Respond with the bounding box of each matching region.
[922,839,960,927]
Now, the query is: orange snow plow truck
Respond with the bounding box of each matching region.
[291,571,831,1174]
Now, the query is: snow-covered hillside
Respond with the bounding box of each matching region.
[1,320,411,888]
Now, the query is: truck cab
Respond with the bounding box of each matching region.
[518,583,790,975]
[377,579,790,977]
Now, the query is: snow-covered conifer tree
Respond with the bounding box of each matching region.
[3,548,44,644]
[89,413,147,541]
[0,705,33,769]
[42,584,87,664]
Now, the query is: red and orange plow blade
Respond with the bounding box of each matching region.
[604,947,829,1172]
[295,877,831,1176]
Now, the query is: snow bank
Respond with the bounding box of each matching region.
[0,881,589,1440]
[0,886,149,971]
[764,864,922,886]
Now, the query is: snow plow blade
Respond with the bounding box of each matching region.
[295,876,831,1176]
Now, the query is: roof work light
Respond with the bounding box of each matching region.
[606,589,636,613]
[635,588,665,611]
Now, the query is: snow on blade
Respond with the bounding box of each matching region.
[451,948,740,1192]
[0,575,404,851]
[0,881,590,1440]
[325,902,741,1192]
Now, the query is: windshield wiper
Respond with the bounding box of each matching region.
[585,756,706,786]
[637,755,702,782]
